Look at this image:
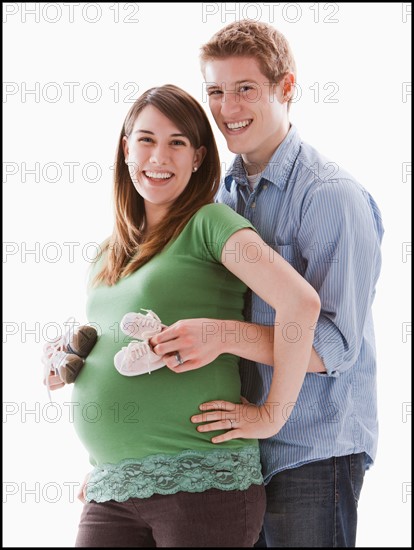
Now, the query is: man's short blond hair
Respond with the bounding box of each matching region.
[200,20,296,87]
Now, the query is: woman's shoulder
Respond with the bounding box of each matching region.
[183,203,255,263]
[91,237,111,263]
[86,237,111,285]
[193,203,249,225]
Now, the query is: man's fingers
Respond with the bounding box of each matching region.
[211,430,240,444]
[190,413,241,443]
[198,400,236,412]
[191,411,224,424]
[191,411,238,425]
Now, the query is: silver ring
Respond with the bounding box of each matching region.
[229,419,235,429]
[175,352,184,366]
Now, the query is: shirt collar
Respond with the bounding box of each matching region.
[224,125,301,192]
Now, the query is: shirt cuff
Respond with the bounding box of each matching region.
[312,316,347,378]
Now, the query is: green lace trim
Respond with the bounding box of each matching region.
[85,446,263,502]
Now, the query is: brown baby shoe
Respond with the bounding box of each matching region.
[57,326,98,384]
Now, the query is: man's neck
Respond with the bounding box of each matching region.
[241,121,291,175]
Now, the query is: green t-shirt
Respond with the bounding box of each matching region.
[72,203,263,502]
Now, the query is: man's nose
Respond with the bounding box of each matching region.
[219,91,243,117]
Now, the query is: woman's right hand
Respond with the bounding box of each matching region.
[77,473,91,504]
[43,371,65,391]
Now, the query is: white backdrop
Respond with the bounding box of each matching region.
[3,2,411,547]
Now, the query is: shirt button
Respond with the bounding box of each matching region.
[251,202,256,208]
[263,184,268,190]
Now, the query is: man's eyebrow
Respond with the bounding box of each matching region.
[206,79,258,89]
[134,129,187,137]
[235,79,258,85]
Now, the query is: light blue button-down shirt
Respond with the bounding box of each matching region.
[217,125,384,482]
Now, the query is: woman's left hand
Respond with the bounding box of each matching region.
[150,318,223,372]
[191,397,282,442]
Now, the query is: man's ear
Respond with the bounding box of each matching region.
[281,73,295,102]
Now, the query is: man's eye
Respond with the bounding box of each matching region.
[208,90,223,96]
[239,85,254,92]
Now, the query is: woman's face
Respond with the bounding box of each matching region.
[123,105,205,216]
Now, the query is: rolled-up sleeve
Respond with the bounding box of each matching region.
[298,179,384,376]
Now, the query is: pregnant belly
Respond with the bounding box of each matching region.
[71,352,242,466]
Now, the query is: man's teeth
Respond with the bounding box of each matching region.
[145,171,173,179]
[226,120,252,130]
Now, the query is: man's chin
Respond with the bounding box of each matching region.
[222,132,253,155]
[226,142,247,155]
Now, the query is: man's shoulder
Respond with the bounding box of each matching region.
[295,141,359,189]
[292,142,383,231]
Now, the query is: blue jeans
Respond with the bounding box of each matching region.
[255,453,366,548]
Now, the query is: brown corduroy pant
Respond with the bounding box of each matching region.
[75,485,265,548]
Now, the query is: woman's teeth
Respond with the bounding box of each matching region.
[144,171,173,179]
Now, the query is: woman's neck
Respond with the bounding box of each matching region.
[144,203,167,232]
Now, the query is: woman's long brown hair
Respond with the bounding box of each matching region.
[92,84,221,287]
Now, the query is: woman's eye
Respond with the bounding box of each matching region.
[208,90,223,96]
[171,140,186,146]
[138,137,153,143]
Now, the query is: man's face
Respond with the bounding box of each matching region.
[204,56,288,169]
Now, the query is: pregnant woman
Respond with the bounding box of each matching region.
[66,84,320,547]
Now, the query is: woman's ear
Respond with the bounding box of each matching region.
[194,145,207,169]
[122,135,129,164]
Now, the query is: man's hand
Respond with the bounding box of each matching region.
[190,397,283,442]
[150,318,224,373]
